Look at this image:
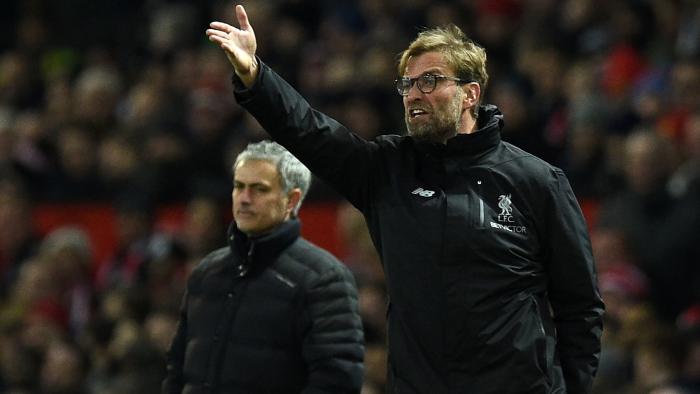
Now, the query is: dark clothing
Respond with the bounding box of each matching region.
[598,181,700,321]
[0,235,39,299]
[162,220,364,394]
[233,62,604,394]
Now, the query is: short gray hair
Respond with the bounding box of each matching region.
[233,141,311,217]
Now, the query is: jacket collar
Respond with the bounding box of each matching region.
[415,104,503,157]
[227,219,301,276]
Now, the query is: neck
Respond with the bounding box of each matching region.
[457,111,478,135]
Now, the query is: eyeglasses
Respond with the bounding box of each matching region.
[395,74,472,96]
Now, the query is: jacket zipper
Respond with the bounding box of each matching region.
[477,180,484,226]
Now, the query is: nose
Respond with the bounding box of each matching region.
[406,81,423,100]
[235,187,252,204]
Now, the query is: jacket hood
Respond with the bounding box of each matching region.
[415,104,503,157]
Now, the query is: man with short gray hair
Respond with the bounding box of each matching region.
[163,140,364,394]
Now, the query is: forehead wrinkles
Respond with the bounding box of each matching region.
[235,160,281,186]
[405,53,450,77]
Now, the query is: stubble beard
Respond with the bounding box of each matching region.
[406,92,464,144]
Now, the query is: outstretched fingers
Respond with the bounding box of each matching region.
[209,21,236,34]
[205,4,258,85]
[206,28,230,41]
[207,35,226,48]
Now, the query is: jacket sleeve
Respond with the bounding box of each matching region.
[300,266,365,394]
[544,169,604,394]
[161,290,188,394]
[233,60,382,211]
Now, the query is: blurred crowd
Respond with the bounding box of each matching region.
[1,0,699,393]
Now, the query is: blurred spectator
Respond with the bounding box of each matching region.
[46,125,102,201]
[0,327,40,393]
[336,201,383,285]
[71,64,122,131]
[180,194,227,263]
[97,133,142,198]
[39,339,88,394]
[107,335,165,394]
[561,60,615,197]
[596,130,697,321]
[37,227,94,338]
[148,3,201,57]
[0,258,57,327]
[0,51,43,109]
[143,310,178,355]
[490,78,556,164]
[592,226,647,393]
[675,325,700,391]
[142,236,188,313]
[10,110,53,196]
[94,192,164,293]
[0,175,39,296]
[668,110,700,200]
[625,333,684,393]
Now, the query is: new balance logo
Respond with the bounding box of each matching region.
[411,187,435,197]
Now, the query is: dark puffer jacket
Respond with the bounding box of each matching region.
[162,220,364,394]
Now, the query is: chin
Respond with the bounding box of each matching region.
[235,221,255,233]
[409,129,453,144]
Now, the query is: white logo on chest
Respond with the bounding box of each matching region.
[498,194,513,219]
[494,194,527,233]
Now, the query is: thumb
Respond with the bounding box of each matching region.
[236,5,253,33]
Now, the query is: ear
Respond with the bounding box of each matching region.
[462,82,481,108]
[285,188,303,217]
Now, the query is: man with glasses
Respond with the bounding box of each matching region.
[207,5,604,393]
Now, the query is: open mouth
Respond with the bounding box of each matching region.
[409,108,428,119]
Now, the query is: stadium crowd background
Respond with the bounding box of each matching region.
[0,0,699,393]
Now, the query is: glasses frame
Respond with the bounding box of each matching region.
[395,74,472,96]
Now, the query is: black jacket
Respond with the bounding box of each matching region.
[162,220,364,394]
[233,62,604,394]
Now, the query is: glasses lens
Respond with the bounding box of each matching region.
[417,75,436,94]
[396,78,411,95]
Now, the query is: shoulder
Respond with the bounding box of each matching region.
[374,134,420,151]
[497,141,566,182]
[374,134,405,145]
[191,246,231,275]
[280,238,355,286]
[372,134,424,166]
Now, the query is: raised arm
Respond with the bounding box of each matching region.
[206,5,259,88]
[206,4,387,211]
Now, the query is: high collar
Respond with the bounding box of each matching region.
[228,219,300,276]
[415,104,503,157]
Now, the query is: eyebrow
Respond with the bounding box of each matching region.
[234,180,269,187]
[405,68,445,77]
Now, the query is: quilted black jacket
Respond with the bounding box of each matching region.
[163,220,364,394]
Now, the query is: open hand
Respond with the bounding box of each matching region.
[206,5,258,86]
